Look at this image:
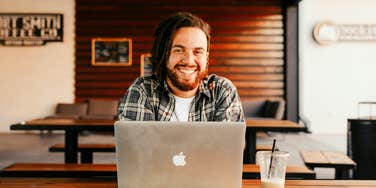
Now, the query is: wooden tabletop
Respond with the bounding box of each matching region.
[13,118,304,129]
[25,119,115,126]
[246,118,305,131]
[1,178,376,188]
[10,118,306,133]
[10,119,115,131]
[300,151,356,167]
[244,180,376,187]
[0,177,117,188]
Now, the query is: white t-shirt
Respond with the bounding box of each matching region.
[170,95,194,122]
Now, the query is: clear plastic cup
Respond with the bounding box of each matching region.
[256,151,289,188]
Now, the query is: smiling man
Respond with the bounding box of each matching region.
[118,12,244,122]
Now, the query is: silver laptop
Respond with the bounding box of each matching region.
[114,121,246,188]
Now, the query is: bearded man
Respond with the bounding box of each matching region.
[117,12,244,122]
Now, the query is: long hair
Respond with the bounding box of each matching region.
[151,12,211,82]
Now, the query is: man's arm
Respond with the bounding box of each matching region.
[117,82,155,121]
[213,78,245,122]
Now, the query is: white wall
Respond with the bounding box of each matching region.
[299,0,376,134]
[0,0,75,132]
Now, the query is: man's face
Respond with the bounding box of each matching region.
[166,27,208,92]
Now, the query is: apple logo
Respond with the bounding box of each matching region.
[172,152,186,166]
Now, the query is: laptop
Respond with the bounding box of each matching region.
[114,121,246,188]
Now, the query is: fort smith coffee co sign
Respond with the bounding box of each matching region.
[0,13,63,46]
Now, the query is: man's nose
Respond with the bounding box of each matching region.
[182,51,195,64]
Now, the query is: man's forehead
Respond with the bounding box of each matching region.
[172,27,207,49]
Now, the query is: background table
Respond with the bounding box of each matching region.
[10,118,305,164]
[244,118,306,163]
[10,119,115,163]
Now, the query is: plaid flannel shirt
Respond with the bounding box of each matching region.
[117,74,245,122]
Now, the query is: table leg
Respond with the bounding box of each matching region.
[243,128,256,164]
[65,130,78,163]
[335,167,350,179]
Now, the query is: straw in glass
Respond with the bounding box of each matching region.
[267,139,276,179]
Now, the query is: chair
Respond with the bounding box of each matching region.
[45,103,88,119]
[242,99,285,120]
[80,98,119,120]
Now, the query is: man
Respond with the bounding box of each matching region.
[118,12,244,122]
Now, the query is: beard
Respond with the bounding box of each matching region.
[166,63,208,91]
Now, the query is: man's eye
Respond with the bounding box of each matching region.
[172,48,183,53]
[194,50,205,56]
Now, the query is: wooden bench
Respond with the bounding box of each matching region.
[300,151,356,179]
[0,163,315,179]
[243,164,315,179]
[50,143,275,164]
[49,144,115,163]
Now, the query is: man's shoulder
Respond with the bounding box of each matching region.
[129,76,159,94]
[207,74,236,90]
[132,76,158,86]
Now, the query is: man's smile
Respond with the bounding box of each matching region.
[175,65,197,77]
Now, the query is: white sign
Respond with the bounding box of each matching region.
[313,22,376,45]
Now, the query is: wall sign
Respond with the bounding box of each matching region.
[313,22,376,45]
[91,38,132,66]
[140,53,152,77]
[0,13,63,46]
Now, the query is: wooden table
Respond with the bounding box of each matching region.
[1,178,376,188]
[10,119,115,163]
[244,118,306,163]
[10,118,305,164]
[0,163,315,179]
[300,151,356,179]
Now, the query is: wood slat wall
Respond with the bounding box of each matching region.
[75,0,284,102]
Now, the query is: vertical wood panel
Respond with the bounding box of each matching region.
[75,0,285,102]
[284,4,299,122]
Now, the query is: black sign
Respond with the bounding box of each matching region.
[0,13,63,46]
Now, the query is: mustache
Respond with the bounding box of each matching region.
[174,63,200,70]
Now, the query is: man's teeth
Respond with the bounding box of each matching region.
[179,69,195,74]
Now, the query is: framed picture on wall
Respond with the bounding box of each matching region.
[140,53,152,77]
[91,38,132,66]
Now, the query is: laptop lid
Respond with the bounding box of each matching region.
[114,121,246,188]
